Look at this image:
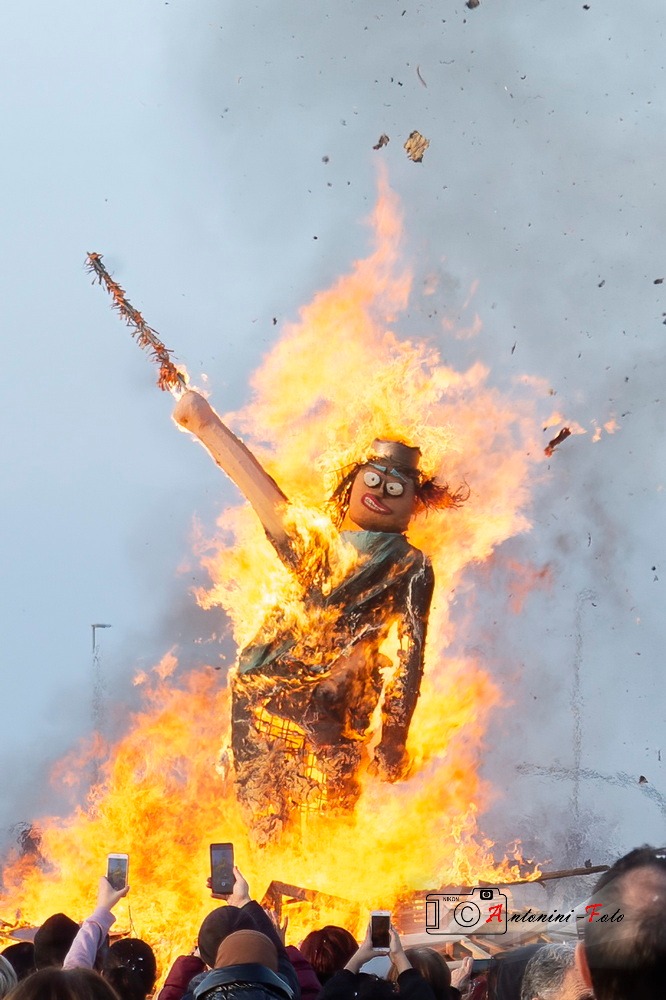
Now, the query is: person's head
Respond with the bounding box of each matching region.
[103,938,157,1000]
[350,973,396,1000]
[329,440,467,533]
[576,844,666,1000]
[399,948,453,1000]
[487,944,545,1000]
[5,967,119,1000]
[520,943,591,1000]
[0,956,18,999]
[215,929,278,972]
[0,944,34,983]
[33,913,80,970]
[299,925,358,984]
[197,905,259,969]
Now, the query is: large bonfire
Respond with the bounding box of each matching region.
[1,173,559,973]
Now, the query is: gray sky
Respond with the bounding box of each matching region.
[1,0,665,869]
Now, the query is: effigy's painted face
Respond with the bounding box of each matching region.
[348,463,417,533]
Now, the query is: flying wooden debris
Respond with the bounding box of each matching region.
[466,0,480,8]
[373,134,390,150]
[544,427,572,457]
[404,131,429,163]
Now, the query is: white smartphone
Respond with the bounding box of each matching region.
[106,853,129,891]
[370,910,391,952]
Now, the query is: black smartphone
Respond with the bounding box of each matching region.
[106,853,129,891]
[370,911,391,952]
[210,842,234,895]
[471,958,494,975]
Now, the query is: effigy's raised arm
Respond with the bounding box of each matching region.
[173,390,290,547]
[86,254,292,549]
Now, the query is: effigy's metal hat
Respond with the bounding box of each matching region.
[370,438,422,472]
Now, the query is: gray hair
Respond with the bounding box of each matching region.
[520,943,575,1000]
[0,955,18,999]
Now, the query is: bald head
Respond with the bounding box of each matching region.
[577,845,666,1000]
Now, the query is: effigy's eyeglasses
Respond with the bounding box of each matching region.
[363,463,408,496]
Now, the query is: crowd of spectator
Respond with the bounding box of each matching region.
[1,844,664,1000]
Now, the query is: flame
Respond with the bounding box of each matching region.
[3,172,553,976]
[592,417,619,443]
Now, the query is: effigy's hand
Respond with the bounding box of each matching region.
[371,744,410,782]
[173,389,218,431]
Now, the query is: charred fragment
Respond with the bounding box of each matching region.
[404,131,430,162]
[373,134,390,150]
[544,426,571,457]
[10,823,43,863]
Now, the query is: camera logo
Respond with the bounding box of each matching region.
[426,888,508,935]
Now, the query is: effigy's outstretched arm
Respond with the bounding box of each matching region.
[173,390,290,549]
[373,556,435,781]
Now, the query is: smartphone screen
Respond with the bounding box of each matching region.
[471,958,494,976]
[106,853,129,891]
[210,843,234,895]
[371,911,391,951]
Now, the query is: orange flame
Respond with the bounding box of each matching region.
[2,172,552,977]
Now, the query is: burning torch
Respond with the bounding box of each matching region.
[87,254,289,542]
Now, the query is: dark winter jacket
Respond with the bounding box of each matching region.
[157,955,206,1000]
[319,968,436,1000]
[285,946,321,1000]
[193,962,294,1000]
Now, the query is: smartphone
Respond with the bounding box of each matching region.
[106,853,129,891]
[471,958,494,975]
[210,842,235,895]
[370,910,391,952]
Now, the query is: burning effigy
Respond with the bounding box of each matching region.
[173,389,468,840]
[80,175,550,872]
[2,177,559,971]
